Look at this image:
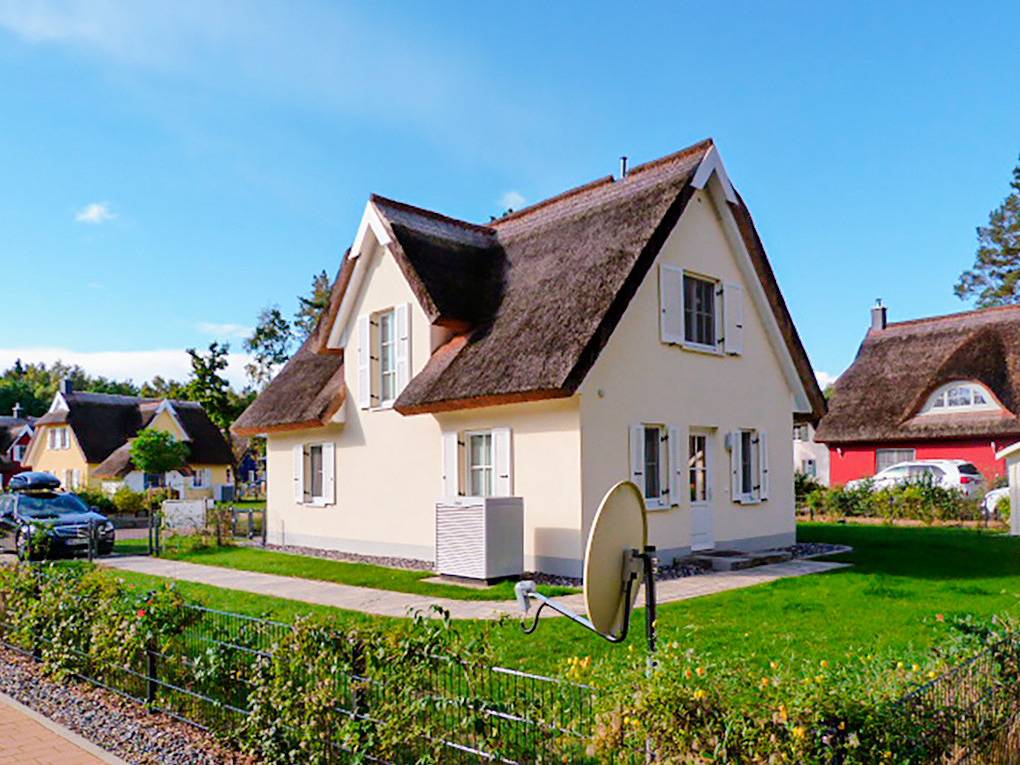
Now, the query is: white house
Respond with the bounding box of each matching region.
[234,139,825,577]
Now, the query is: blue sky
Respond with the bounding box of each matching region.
[2,1,1019,388]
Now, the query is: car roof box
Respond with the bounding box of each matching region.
[8,472,62,493]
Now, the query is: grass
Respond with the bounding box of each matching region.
[115,539,577,602]
[102,523,1020,677]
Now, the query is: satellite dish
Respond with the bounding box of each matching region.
[515,480,658,651]
[584,480,647,636]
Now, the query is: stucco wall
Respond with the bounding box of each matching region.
[25,424,95,488]
[578,189,797,561]
[435,398,582,575]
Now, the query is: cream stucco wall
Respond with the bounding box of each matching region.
[25,424,96,488]
[147,409,187,440]
[578,189,797,562]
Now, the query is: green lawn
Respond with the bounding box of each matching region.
[103,524,1020,677]
[129,542,578,602]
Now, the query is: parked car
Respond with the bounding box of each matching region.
[981,487,1010,519]
[845,460,985,497]
[0,471,115,560]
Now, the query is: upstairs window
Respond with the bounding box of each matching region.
[12,445,25,463]
[356,304,411,410]
[683,274,717,347]
[920,382,999,415]
[48,427,70,450]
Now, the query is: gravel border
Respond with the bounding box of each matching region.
[0,647,255,765]
[255,542,433,572]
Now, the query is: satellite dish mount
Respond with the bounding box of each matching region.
[514,481,658,654]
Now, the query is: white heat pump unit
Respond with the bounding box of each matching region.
[435,496,524,582]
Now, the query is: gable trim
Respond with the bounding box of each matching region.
[147,400,192,441]
[691,145,738,205]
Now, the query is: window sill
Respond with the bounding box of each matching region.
[671,341,723,357]
[645,500,675,512]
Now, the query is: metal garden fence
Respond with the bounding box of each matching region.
[0,595,597,763]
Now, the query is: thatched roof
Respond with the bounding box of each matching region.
[33,392,233,465]
[236,138,825,429]
[815,305,1020,444]
[232,336,346,436]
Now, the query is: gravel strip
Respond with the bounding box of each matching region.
[253,542,433,571]
[0,647,255,765]
[784,542,852,559]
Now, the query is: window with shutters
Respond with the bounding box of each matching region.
[630,424,676,509]
[643,426,664,500]
[378,310,397,404]
[466,431,494,497]
[683,274,717,348]
[689,433,709,503]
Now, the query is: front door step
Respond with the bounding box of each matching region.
[687,548,793,572]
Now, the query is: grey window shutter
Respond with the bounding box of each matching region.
[723,282,744,355]
[659,264,684,344]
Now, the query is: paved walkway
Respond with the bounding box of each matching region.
[0,693,127,765]
[100,555,848,620]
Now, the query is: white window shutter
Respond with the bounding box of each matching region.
[395,302,411,397]
[292,444,304,503]
[48,429,55,449]
[442,431,460,496]
[493,427,512,496]
[758,431,769,502]
[723,282,744,355]
[356,314,371,409]
[659,265,684,344]
[667,426,681,505]
[729,431,742,503]
[629,425,645,491]
[322,442,336,505]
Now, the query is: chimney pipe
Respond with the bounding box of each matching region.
[871,299,887,332]
[12,403,21,420]
[619,156,628,179]
[59,378,73,396]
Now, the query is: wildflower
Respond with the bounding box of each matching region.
[696,666,706,677]
[777,704,788,723]
[693,689,707,700]
[770,660,779,670]
[793,726,806,740]
[137,609,146,618]
[760,677,770,688]
[814,674,825,683]
[847,732,860,748]
[928,670,938,680]
[684,669,693,679]
[911,664,920,673]
[896,661,905,670]
[936,613,945,622]
[838,721,845,731]
[820,659,829,668]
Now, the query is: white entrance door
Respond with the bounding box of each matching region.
[689,431,715,551]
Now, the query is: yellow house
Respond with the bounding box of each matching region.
[234,139,826,576]
[24,382,234,499]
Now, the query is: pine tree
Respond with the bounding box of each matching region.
[244,306,293,388]
[294,270,332,339]
[955,157,1020,306]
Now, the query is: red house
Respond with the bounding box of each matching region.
[816,302,1020,485]
[0,403,35,487]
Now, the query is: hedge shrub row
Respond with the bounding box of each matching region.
[801,479,986,524]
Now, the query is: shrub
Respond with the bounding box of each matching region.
[795,472,823,505]
[112,486,146,515]
[74,489,115,515]
[809,479,982,525]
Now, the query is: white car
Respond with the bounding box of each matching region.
[981,487,1009,519]
[846,460,985,497]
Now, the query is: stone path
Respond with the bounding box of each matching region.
[101,555,848,620]
[0,692,127,765]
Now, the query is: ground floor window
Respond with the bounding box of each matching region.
[730,428,768,504]
[629,424,674,508]
[466,431,494,497]
[294,442,334,505]
[306,445,324,501]
[689,433,708,502]
[800,458,817,477]
[643,426,664,500]
[143,472,164,489]
[876,448,915,472]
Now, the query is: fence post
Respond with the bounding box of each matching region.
[147,511,153,556]
[231,505,238,538]
[215,505,222,547]
[352,639,368,720]
[248,507,254,539]
[87,519,95,563]
[261,504,267,548]
[154,510,161,557]
[146,636,158,706]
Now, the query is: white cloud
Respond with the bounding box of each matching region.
[815,370,839,388]
[74,202,115,224]
[196,322,253,339]
[499,191,526,212]
[0,347,252,389]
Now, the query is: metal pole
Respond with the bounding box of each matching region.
[147,511,153,556]
[643,545,657,657]
[87,519,95,563]
[248,507,254,539]
[154,510,161,556]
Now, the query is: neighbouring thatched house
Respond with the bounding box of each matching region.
[23,380,235,498]
[234,139,825,576]
[0,404,35,487]
[816,302,1020,484]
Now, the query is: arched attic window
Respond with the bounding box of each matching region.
[920,381,1001,415]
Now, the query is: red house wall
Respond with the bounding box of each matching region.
[828,438,1013,486]
[1,431,32,487]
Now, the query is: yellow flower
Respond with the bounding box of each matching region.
[693,689,707,700]
[928,670,938,680]
[838,721,846,731]
[911,664,920,673]
[770,661,779,670]
[696,666,706,677]
[777,704,788,723]
[820,660,829,669]
[793,726,806,739]
[896,661,905,670]
[815,674,825,683]
[760,677,771,688]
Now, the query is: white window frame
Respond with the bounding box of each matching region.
[920,381,1000,415]
[293,442,336,507]
[377,309,398,407]
[876,448,916,473]
[630,423,680,510]
[688,431,711,505]
[681,271,721,352]
[12,444,25,463]
[441,427,512,498]
[729,428,768,505]
[192,469,208,488]
[465,430,495,498]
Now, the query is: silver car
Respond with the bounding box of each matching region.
[846,460,985,497]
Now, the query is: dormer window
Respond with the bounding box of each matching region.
[921,382,1000,415]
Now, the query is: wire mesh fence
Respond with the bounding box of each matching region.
[0,594,598,763]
